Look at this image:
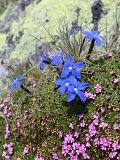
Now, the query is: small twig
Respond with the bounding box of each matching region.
[86,38,95,60]
[78,36,86,56]
[21,84,31,94]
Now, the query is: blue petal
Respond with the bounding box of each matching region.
[42,52,49,60]
[95,37,102,46]
[10,83,15,92]
[78,82,89,90]
[78,91,86,102]
[72,70,81,78]
[15,81,22,88]
[63,62,71,69]
[82,31,94,39]
[58,86,67,94]
[61,70,70,78]
[54,79,64,86]
[91,31,98,37]
[69,76,78,85]
[67,85,74,92]
[60,50,65,57]
[73,62,85,69]
[67,93,76,102]
[39,61,45,70]
[65,56,74,63]
[50,56,62,65]
[17,76,26,81]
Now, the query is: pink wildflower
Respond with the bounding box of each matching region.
[35,155,44,160]
[78,114,84,120]
[23,145,29,155]
[112,78,119,84]
[106,95,111,100]
[85,91,96,99]
[99,122,108,129]
[94,84,102,93]
[5,123,11,139]
[109,152,117,158]
[64,133,75,143]
[58,131,63,138]
[74,131,80,138]
[113,124,120,130]
[69,123,74,130]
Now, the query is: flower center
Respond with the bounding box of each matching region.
[69,66,72,70]
[74,88,78,92]
[65,83,69,86]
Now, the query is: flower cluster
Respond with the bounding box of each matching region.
[39,51,89,102]
[54,110,120,159]
[2,142,14,160]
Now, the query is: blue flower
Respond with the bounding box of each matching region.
[50,50,65,66]
[10,76,26,92]
[61,56,85,78]
[82,31,105,46]
[67,76,89,102]
[54,76,72,94]
[39,53,49,70]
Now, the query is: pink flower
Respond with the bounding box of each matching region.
[101,108,105,114]
[85,92,96,99]
[58,131,63,138]
[112,141,120,150]
[35,155,44,160]
[108,105,112,109]
[78,114,84,120]
[99,122,108,129]
[3,97,10,103]
[100,138,111,148]
[93,112,100,119]
[93,138,100,145]
[83,152,90,159]
[17,158,21,160]
[2,151,7,157]
[106,95,111,100]
[5,123,11,139]
[74,131,80,138]
[5,155,10,160]
[64,133,75,143]
[112,78,119,84]
[23,146,29,155]
[109,152,117,158]
[110,70,115,75]
[69,123,74,130]
[94,84,102,93]
[86,142,91,148]
[107,52,113,58]
[80,121,86,128]
[113,124,120,130]
[88,123,96,136]
[93,119,99,126]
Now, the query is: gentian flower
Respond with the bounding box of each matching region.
[39,52,49,70]
[67,76,89,102]
[61,56,85,78]
[83,31,105,46]
[10,76,26,92]
[50,50,65,66]
[54,76,73,94]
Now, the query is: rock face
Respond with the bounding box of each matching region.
[0,0,120,96]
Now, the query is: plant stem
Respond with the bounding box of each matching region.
[78,36,86,56]
[21,85,31,94]
[86,38,95,60]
